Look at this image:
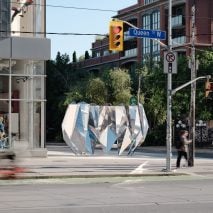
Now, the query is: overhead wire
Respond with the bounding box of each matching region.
[6,30,108,37]
[10,1,213,20]
[10,1,117,12]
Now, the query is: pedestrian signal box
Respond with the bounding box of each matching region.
[109,20,124,51]
[205,80,213,98]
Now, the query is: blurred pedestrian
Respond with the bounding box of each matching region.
[176,130,192,168]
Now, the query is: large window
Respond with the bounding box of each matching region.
[142,10,160,61]
[142,15,151,55]
[152,11,160,54]
[0,59,45,150]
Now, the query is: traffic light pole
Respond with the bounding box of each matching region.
[172,76,211,95]
[165,0,173,172]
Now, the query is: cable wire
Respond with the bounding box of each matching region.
[0,30,107,37]
[10,1,213,20]
[11,1,117,12]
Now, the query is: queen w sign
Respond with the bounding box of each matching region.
[128,28,166,40]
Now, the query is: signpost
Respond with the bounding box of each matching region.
[128,28,166,40]
[164,51,177,74]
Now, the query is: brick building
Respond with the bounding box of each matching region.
[77,0,212,72]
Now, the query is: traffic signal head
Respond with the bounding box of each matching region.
[109,20,124,51]
[205,80,213,98]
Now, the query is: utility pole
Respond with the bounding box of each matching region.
[188,5,196,167]
[165,0,173,172]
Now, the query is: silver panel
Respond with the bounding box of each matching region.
[0,37,51,60]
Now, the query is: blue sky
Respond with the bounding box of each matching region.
[46,0,137,59]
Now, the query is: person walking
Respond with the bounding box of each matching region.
[176,130,192,168]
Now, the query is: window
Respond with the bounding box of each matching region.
[142,15,151,55]
[93,51,101,57]
[152,11,160,54]
[103,50,110,56]
[142,11,160,61]
[0,1,10,39]
[144,0,158,5]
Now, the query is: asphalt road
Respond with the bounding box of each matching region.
[0,175,213,213]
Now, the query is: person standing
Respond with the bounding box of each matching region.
[176,130,192,168]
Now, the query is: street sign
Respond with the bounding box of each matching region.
[128,28,166,40]
[129,96,137,105]
[164,51,177,74]
[166,52,176,63]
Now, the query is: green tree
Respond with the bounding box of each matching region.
[86,78,107,105]
[72,51,77,63]
[46,52,82,141]
[196,49,213,120]
[85,51,90,60]
[108,68,132,105]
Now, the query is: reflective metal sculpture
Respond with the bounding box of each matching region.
[62,103,149,155]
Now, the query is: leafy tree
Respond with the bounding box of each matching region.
[108,68,132,105]
[172,55,191,119]
[86,78,107,105]
[63,86,84,106]
[78,55,85,61]
[196,49,213,120]
[72,51,77,63]
[56,51,70,65]
[85,51,90,60]
[46,52,80,141]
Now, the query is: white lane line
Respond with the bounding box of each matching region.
[130,161,148,174]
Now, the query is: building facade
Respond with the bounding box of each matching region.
[77,0,212,72]
[0,0,50,156]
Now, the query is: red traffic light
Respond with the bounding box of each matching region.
[205,81,213,98]
[109,20,124,51]
[113,26,122,34]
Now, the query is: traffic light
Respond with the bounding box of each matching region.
[109,20,124,51]
[205,80,213,98]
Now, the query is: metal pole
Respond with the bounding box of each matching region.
[189,5,196,167]
[166,0,173,171]
[9,37,12,148]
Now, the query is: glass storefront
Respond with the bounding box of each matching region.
[0,59,46,154]
[0,1,49,156]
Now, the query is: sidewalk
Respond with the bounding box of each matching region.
[0,145,213,179]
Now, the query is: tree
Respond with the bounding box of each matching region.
[108,68,132,105]
[85,51,90,60]
[46,52,79,141]
[72,51,77,63]
[196,49,213,120]
[86,78,107,104]
[135,64,148,103]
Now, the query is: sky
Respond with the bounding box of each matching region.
[46,0,137,59]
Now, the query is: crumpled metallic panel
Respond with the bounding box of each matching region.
[62,103,149,155]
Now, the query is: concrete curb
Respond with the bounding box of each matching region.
[0,172,189,180]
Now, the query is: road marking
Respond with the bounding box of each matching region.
[130,161,148,174]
